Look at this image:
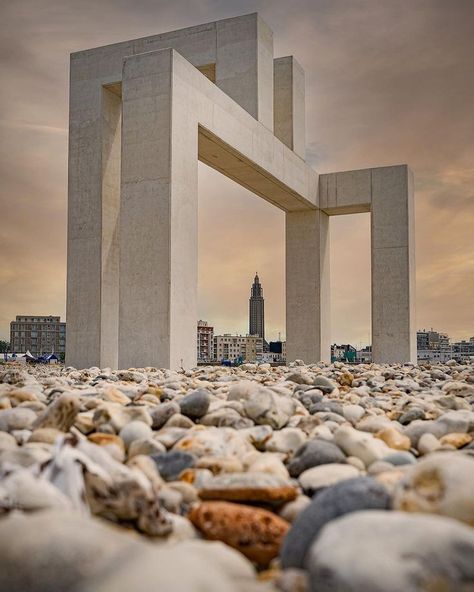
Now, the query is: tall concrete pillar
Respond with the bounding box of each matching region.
[66,75,121,369]
[119,49,198,369]
[371,165,416,363]
[286,209,330,363]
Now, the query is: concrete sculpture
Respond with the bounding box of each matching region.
[67,13,416,369]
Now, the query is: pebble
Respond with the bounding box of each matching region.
[179,389,211,419]
[394,452,474,525]
[152,450,197,481]
[198,472,297,504]
[189,501,289,567]
[1,360,473,588]
[298,463,360,495]
[288,439,346,477]
[307,510,474,591]
[281,477,391,568]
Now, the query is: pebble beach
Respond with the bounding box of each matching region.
[0,360,473,591]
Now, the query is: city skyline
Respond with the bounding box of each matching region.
[1,0,473,347]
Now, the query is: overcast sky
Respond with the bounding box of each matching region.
[0,0,473,346]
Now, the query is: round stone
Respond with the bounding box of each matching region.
[151,450,197,481]
[288,439,347,478]
[119,421,152,449]
[179,389,211,420]
[281,477,391,569]
[298,463,360,496]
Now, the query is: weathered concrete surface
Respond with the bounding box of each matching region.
[67,13,416,369]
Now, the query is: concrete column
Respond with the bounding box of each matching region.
[66,73,121,369]
[216,13,274,130]
[286,209,330,363]
[119,49,198,369]
[273,56,305,158]
[371,165,416,363]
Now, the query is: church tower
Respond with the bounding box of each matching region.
[249,273,265,340]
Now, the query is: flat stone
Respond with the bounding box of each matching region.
[199,472,297,504]
[312,376,337,394]
[189,501,289,567]
[246,453,289,480]
[307,511,474,591]
[279,495,311,523]
[179,389,211,419]
[381,451,416,466]
[151,450,197,481]
[128,437,166,458]
[197,455,243,474]
[393,452,474,525]
[173,427,253,458]
[0,470,72,511]
[28,427,64,444]
[298,463,360,495]
[398,407,425,425]
[288,439,346,478]
[439,432,472,448]
[281,477,391,569]
[417,432,441,455]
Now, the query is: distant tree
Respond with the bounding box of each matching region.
[0,341,10,353]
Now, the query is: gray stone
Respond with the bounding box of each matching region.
[149,402,180,429]
[307,511,474,592]
[288,439,346,477]
[179,389,211,419]
[381,451,417,466]
[398,407,425,425]
[151,450,197,481]
[313,376,337,394]
[281,477,391,569]
[119,420,152,449]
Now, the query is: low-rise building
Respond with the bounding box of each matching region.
[213,334,263,363]
[197,320,214,362]
[10,315,66,357]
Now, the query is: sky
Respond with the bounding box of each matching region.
[0,0,473,346]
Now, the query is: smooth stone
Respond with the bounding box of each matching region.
[149,402,180,429]
[33,394,81,431]
[312,376,337,394]
[93,403,152,433]
[179,389,211,419]
[307,511,474,592]
[151,450,197,481]
[158,486,183,513]
[0,470,72,511]
[398,406,426,425]
[356,415,392,433]
[288,439,346,478]
[246,453,290,480]
[279,495,312,523]
[189,501,289,568]
[334,425,391,466]
[308,424,333,441]
[298,463,360,495]
[87,432,125,454]
[0,446,51,467]
[227,380,260,402]
[166,481,199,504]
[275,569,309,592]
[346,455,366,471]
[243,387,294,429]
[309,401,343,416]
[281,477,391,569]
[0,431,17,450]
[199,408,253,429]
[29,427,64,444]
[153,427,188,449]
[394,452,474,525]
[128,437,166,458]
[0,407,37,432]
[367,460,396,475]
[100,386,130,404]
[417,432,442,454]
[439,432,472,448]
[342,404,365,424]
[197,455,243,474]
[375,426,411,451]
[240,425,273,450]
[119,420,152,449]
[163,413,195,429]
[382,451,417,466]
[265,428,306,455]
[173,427,253,458]
[198,472,297,504]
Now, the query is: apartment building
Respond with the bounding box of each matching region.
[10,315,66,357]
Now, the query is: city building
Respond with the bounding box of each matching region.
[213,334,263,363]
[197,320,214,362]
[452,338,474,363]
[249,273,265,341]
[267,340,286,363]
[331,344,357,363]
[10,316,66,357]
[356,345,372,364]
[416,329,453,363]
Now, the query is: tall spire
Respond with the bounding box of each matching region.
[249,273,265,339]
